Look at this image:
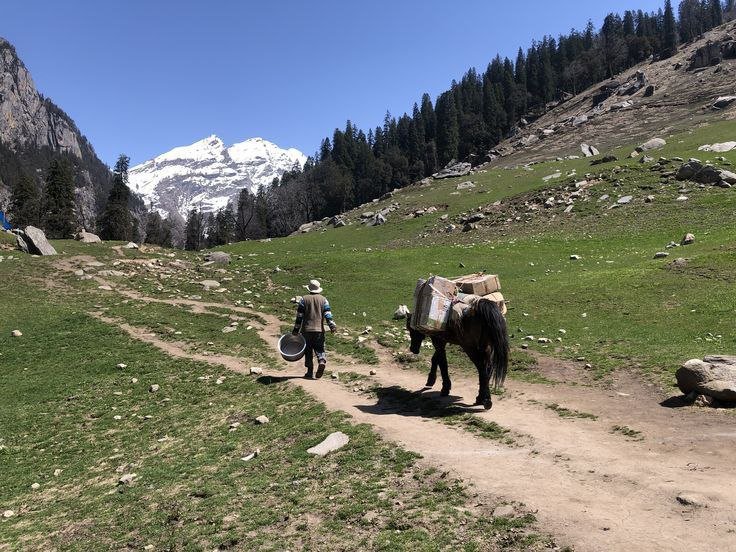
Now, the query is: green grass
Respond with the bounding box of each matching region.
[611,425,644,441]
[0,251,549,550]
[544,403,598,421]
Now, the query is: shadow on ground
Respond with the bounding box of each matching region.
[357,385,485,419]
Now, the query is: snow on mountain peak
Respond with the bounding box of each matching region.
[129,135,307,219]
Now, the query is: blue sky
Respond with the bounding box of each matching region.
[3,0,665,166]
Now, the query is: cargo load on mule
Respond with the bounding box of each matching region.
[411,273,506,334]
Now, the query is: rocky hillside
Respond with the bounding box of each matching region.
[487,20,736,167]
[0,37,111,226]
[129,135,306,219]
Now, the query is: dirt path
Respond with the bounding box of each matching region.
[58,257,736,551]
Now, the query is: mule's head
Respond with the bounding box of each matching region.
[406,313,425,354]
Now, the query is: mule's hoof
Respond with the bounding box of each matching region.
[483,399,493,410]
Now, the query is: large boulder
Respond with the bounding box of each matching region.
[675,160,703,181]
[698,142,736,153]
[16,226,57,256]
[689,41,725,70]
[676,356,736,403]
[77,230,102,244]
[205,251,230,265]
[307,432,350,456]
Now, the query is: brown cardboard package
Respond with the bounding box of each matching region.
[453,273,501,295]
[411,276,456,333]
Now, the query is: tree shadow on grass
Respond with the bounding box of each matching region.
[357,385,484,419]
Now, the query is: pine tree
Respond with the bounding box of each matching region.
[663,0,679,57]
[9,172,40,228]
[184,208,205,251]
[144,211,165,245]
[711,0,724,25]
[98,154,133,241]
[435,92,459,167]
[42,158,77,238]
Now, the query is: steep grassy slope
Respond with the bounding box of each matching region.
[222,120,736,384]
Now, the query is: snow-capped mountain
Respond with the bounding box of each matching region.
[129,135,307,218]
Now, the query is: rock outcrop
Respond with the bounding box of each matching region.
[433,160,472,179]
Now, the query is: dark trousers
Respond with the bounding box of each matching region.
[303,331,326,370]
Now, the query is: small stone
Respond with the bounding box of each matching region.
[570,255,581,260]
[31,483,40,490]
[11,330,22,337]
[307,431,350,456]
[255,415,270,425]
[229,421,241,431]
[681,233,695,245]
[249,367,263,375]
[131,378,138,384]
[113,415,122,420]
[676,493,707,508]
[584,364,593,370]
[149,384,160,393]
[492,505,515,518]
[2,510,14,518]
[144,546,154,551]
[53,469,62,477]
[369,369,377,376]
[538,337,551,344]
[331,372,340,379]
[617,195,633,204]
[116,363,127,369]
[654,252,670,259]
[222,326,237,334]
[118,473,137,486]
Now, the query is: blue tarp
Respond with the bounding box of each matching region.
[0,211,11,230]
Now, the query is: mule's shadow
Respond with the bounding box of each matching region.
[357,385,484,419]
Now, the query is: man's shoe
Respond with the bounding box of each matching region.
[304,371,314,379]
[315,362,326,379]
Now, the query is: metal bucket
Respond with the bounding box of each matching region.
[278,333,307,362]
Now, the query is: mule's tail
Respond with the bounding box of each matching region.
[475,298,510,389]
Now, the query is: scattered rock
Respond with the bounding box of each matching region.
[492,505,515,518]
[77,230,102,244]
[676,492,707,508]
[617,196,633,205]
[31,483,40,490]
[456,181,476,190]
[712,96,736,110]
[222,326,237,334]
[117,473,137,486]
[636,138,666,152]
[200,280,220,290]
[580,143,600,157]
[570,255,581,260]
[16,226,57,256]
[307,431,350,456]
[698,142,736,153]
[205,251,230,265]
[677,356,736,403]
[370,369,377,376]
[116,363,127,369]
[653,252,669,259]
[149,384,160,393]
[123,242,139,249]
[255,415,270,425]
[433,160,472,179]
[681,233,695,245]
[393,305,410,320]
[11,330,22,337]
[2,510,14,518]
[249,367,263,375]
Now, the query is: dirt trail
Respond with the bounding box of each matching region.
[58,257,736,551]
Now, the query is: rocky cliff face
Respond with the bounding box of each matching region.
[129,135,306,218]
[0,37,111,224]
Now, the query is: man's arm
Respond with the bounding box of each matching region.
[292,298,305,334]
[323,299,337,332]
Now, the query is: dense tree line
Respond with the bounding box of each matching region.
[221,1,729,239]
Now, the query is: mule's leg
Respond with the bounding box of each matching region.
[438,344,451,397]
[426,351,439,387]
[469,350,492,409]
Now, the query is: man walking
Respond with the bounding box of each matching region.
[293,279,337,379]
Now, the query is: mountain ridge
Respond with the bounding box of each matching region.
[129,134,306,219]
